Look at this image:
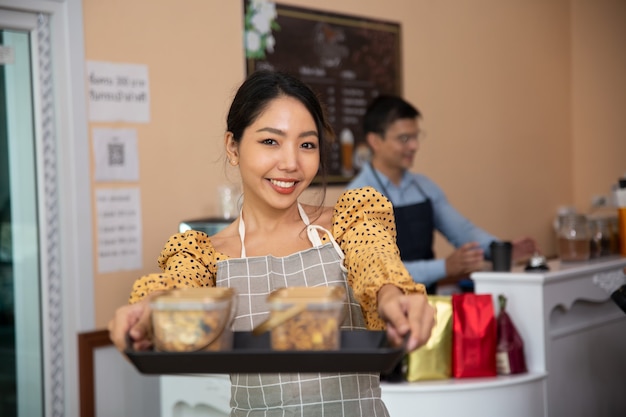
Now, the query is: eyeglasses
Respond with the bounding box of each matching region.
[394,130,427,144]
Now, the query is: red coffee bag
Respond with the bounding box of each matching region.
[451,293,497,378]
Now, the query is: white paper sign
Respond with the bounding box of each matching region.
[96,187,143,273]
[93,128,140,182]
[86,61,150,122]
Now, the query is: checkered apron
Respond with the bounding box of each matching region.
[215,202,390,417]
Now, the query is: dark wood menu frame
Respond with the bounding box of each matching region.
[244,2,402,184]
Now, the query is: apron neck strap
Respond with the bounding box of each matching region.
[238,209,247,258]
[297,202,311,225]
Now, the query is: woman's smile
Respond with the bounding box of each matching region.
[268,178,298,194]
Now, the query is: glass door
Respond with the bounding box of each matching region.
[0,25,44,417]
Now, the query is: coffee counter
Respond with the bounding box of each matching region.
[472,256,626,417]
[159,256,626,417]
[381,255,626,417]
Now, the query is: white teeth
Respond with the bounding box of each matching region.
[270,179,295,188]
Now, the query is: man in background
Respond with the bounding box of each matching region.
[346,95,537,293]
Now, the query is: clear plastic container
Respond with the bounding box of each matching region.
[151,287,235,352]
[588,216,612,258]
[557,214,591,262]
[266,286,346,351]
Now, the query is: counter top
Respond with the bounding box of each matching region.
[474,255,626,283]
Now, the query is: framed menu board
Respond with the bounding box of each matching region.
[244,1,402,184]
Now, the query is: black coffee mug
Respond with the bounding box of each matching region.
[490,241,513,272]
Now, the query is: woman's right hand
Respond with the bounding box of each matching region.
[108,298,153,352]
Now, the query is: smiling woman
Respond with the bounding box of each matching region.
[108,70,436,417]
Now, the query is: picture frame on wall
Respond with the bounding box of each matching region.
[243,0,402,184]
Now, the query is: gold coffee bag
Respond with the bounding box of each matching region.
[406,295,453,381]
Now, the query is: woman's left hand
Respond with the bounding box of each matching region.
[377,284,436,352]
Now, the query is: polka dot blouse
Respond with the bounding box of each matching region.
[129,186,425,330]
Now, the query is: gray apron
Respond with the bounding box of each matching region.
[216,202,390,417]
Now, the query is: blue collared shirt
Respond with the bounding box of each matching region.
[346,164,498,286]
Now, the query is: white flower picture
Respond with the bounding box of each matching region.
[244,0,280,59]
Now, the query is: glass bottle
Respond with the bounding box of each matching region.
[588,217,612,258]
[608,216,620,255]
[557,214,590,262]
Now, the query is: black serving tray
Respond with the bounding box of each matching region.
[126,330,404,374]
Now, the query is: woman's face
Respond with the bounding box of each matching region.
[229,95,320,210]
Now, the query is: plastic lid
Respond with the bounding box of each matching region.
[267,286,346,305]
[150,287,234,310]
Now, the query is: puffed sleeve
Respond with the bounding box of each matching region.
[331,186,426,329]
[128,230,223,304]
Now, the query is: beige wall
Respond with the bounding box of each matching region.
[571,0,626,209]
[83,0,626,327]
